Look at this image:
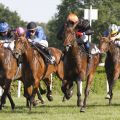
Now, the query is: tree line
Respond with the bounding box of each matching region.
[0,0,120,49]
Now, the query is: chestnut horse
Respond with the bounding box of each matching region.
[13,36,64,110]
[0,44,47,110]
[99,37,120,105]
[62,26,100,112]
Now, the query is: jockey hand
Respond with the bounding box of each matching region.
[76,31,83,37]
[0,42,3,47]
[85,30,94,35]
[110,33,120,41]
[28,39,32,42]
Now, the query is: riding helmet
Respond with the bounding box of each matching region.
[0,21,9,32]
[27,22,37,30]
[109,24,118,35]
[67,13,79,23]
[16,27,25,36]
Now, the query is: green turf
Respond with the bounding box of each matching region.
[1,92,120,120]
[1,66,120,120]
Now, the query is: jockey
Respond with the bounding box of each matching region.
[26,22,55,64]
[67,13,94,57]
[0,20,15,50]
[108,24,120,40]
[57,13,94,57]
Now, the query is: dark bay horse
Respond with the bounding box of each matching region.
[14,36,64,110]
[99,37,120,105]
[62,26,100,112]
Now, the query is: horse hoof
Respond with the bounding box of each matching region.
[62,97,66,102]
[105,94,110,99]
[41,100,45,104]
[0,106,2,110]
[77,100,83,107]
[77,101,80,107]
[80,107,86,112]
[12,104,15,110]
[47,95,53,101]
[33,100,44,106]
[40,89,47,95]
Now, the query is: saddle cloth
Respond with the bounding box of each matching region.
[90,44,100,55]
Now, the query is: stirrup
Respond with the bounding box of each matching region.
[50,56,55,64]
[48,56,55,64]
[88,54,92,59]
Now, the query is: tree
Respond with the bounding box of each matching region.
[47,0,82,49]
[47,0,120,47]
[0,3,26,29]
[80,0,120,43]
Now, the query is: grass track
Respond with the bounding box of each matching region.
[1,91,120,120]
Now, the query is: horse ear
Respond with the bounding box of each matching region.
[72,21,79,30]
[98,33,102,41]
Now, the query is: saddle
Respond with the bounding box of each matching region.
[30,43,55,64]
[78,42,100,56]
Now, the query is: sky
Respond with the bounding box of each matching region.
[0,0,61,23]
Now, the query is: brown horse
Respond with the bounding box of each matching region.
[62,26,100,112]
[0,43,46,110]
[99,36,120,105]
[13,36,64,110]
[0,45,20,110]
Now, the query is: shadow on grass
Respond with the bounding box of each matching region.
[88,103,120,108]
[1,103,120,114]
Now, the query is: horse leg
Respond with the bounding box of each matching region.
[76,78,82,107]
[62,95,66,102]
[61,79,68,102]
[0,80,12,110]
[26,98,30,107]
[108,68,119,105]
[44,75,53,101]
[7,91,15,110]
[36,88,44,104]
[80,74,93,112]
[29,79,40,110]
[39,84,46,95]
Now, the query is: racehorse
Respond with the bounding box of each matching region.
[0,45,20,110]
[0,42,46,110]
[13,36,64,110]
[99,36,120,105]
[62,25,100,112]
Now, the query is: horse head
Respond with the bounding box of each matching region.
[63,22,78,47]
[99,36,110,53]
[13,36,29,59]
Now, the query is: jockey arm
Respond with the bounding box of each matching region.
[110,33,120,41]
[37,26,47,40]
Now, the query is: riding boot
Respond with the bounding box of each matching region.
[35,44,55,64]
[84,41,91,59]
[84,42,92,72]
[17,55,23,66]
[44,47,55,64]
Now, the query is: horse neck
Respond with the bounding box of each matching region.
[0,47,14,61]
[24,43,36,63]
[0,47,17,73]
[108,42,118,54]
[107,42,120,60]
[23,43,45,69]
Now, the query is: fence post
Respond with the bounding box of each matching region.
[0,86,3,96]
[18,81,21,98]
[80,81,82,95]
